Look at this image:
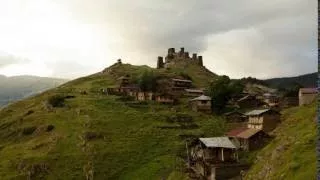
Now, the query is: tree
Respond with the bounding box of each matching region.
[208,76,244,114]
[137,70,157,92]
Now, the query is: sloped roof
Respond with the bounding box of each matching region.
[224,111,245,116]
[172,78,192,83]
[226,127,248,137]
[299,88,318,94]
[237,128,262,139]
[185,89,204,93]
[245,109,277,116]
[199,137,237,149]
[190,95,211,101]
[237,95,256,102]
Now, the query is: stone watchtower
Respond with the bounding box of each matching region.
[157,56,164,69]
[197,56,203,66]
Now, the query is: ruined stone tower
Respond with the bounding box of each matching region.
[157,56,164,69]
[158,47,204,69]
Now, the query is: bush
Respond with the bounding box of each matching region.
[22,126,37,135]
[48,95,65,107]
[46,125,55,132]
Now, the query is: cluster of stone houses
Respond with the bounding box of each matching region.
[103,74,213,113]
[187,87,317,179]
[187,108,281,179]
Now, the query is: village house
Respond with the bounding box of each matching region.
[263,93,280,107]
[189,95,212,113]
[119,84,140,94]
[118,75,130,86]
[236,95,263,109]
[171,78,192,92]
[136,92,154,101]
[184,89,204,97]
[299,88,318,106]
[223,111,247,123]
[245,109,281,133]
[155,93,175,104]
[226,127,267,151]
[189,137,239,179]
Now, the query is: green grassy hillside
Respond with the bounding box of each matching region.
[0,63,221,179]
[245,102,317,180]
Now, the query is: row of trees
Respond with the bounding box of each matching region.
[207,76,244,114]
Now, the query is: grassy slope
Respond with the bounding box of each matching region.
[245,102,317,180]
[0,63,222,179]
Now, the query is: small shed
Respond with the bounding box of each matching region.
[245,109,280,133]
[189,95,212,113]
[299,88,318,106]
[228,128,267,151]
[191,137,239,163]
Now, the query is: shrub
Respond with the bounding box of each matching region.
[24,110,34,116]
[48,95,65,107]
[22,126,37,135]
[46,125,55,132]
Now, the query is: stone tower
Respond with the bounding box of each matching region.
[192,53,197,60]
[157,56,164,69]
[197,56,203,66]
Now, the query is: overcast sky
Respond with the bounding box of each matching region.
[0,0,316,79]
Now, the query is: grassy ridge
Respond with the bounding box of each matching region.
[0,63,222,179]
[245,102,317,180]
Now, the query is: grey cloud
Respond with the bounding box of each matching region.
[48,0,318,78]
[0,52,30,67]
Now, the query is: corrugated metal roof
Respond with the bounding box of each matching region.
[236,128,262,139]
[199,137,237,149]
[226,127,248,137]
[245,109,270,116]
[185,89,204,93]
[190,95,211,101]
[172,78,192,83]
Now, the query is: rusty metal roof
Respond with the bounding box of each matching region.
[236,128,262,139]
[226,127,248,137]
[199,137,237,149]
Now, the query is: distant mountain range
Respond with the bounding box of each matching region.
[0,75,68,107]
[264,72,317,89]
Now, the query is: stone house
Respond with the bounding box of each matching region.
[155,93,174,104]
[245,109,281,133]
[119,84,140,94]
[236,95,263,109]
[263,93,280,107]
[189,95,212,113]
[184,89,204,97]
[299,88,318,106]
[118,75,130,86]
[227,128,267,151]
[171,78,192,92]
[223,111,247,123]
[136,92,154,101]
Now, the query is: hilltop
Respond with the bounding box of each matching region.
[0,51,223,179]
[0,75,68,107]
[264,72,317,89]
